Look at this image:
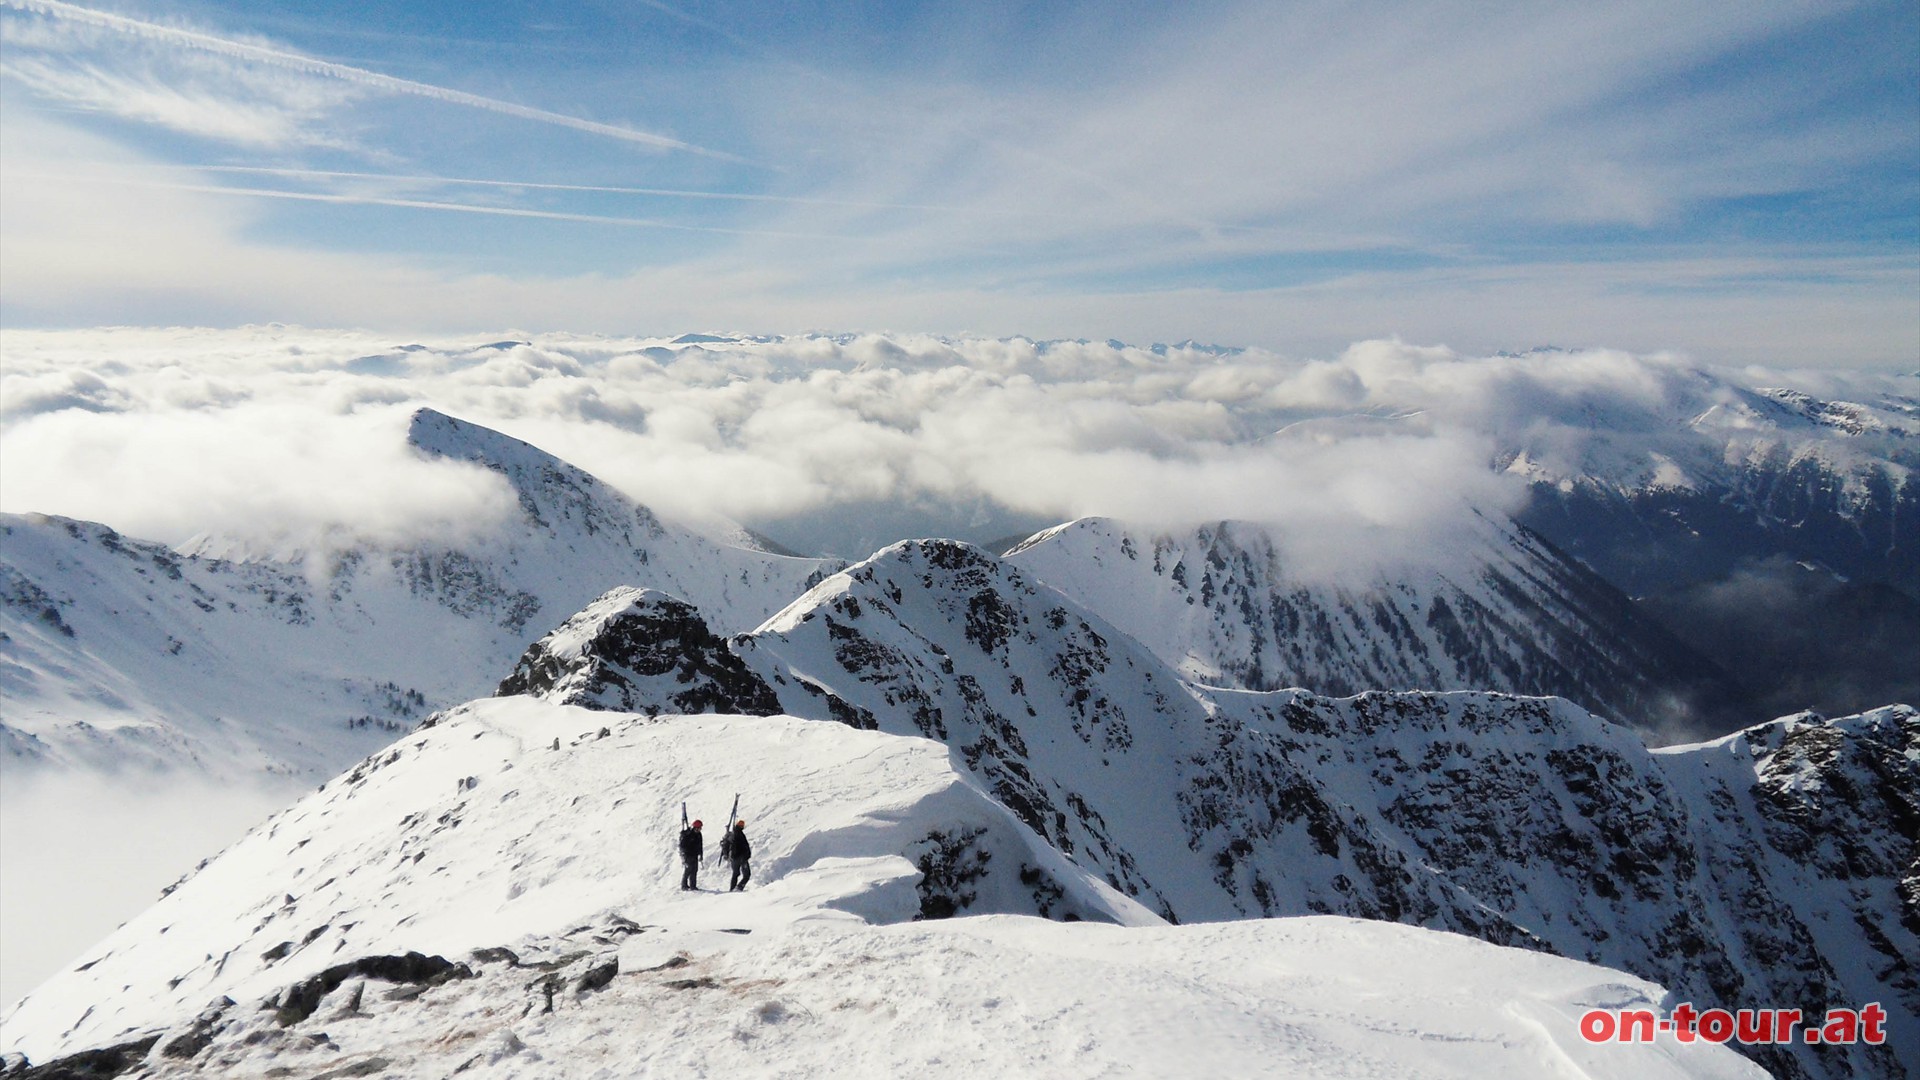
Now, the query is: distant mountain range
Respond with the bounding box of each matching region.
[3,409,1770,778]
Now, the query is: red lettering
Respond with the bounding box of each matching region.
[1775,1008,1802,1045]
[1671,1003,1697,1043]
[1860,1002,1886,1045]
[1577,1003,1878,1047]
[1619,1009,1656,1043]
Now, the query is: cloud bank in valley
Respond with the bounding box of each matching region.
[9,327,1907,576]
[0,766,299,1008]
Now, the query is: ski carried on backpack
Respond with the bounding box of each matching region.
[716,793,739,866]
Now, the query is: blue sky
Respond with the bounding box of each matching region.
[1,0,1915,364]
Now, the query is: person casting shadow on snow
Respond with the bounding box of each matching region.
[679,819,704,890]
[725,819,752,892]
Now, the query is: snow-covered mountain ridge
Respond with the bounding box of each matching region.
[4,407,1912,1078]
[1003,514,1747,730]
[493,588,782,717]
[505,542,1913,1079]
[0,697,1764,1080]
[0,405,1756,783]
[0,410,837,777]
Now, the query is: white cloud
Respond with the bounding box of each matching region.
[0,54,352,148]
[0,0,729,157]
[11,326,1845,573]
[2,324,1912,585]
[0,768,298,1007]
[0,400,522,558]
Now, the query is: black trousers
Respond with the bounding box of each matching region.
[729,859,751,891]
[681,857,698,890]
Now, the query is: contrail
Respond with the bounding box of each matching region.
[0,0,746,162]
[191,165,967,214]
[16,170,835,238]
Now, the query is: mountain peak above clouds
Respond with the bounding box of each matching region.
[403,407,670,549]
[1,412,841,780]
[495,586,782,716]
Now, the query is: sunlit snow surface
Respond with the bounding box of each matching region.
[1,698,1761,1078]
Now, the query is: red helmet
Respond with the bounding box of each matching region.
[736,820,746,829]
[691,820,703,828]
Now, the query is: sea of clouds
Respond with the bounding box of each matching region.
[1,327,1909,572]
[3,327,1914,1007]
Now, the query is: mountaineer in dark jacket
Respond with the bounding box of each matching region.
[679,819,704,890]
[726,820,752,892]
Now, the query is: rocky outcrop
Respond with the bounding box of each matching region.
[497,588,781,717]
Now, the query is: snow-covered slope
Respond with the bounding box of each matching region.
[1195,694,1917,1080]
[0,698,1153,1063]
[0,696,1764,1080]
[0,514,365,776]
[0,410,837,778]
[1002,514,1743,735]
[692,541,1911,1080]
[736,540,1227,922]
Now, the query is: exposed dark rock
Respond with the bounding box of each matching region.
[497,588,781,716]
[270,952,471,1026]
[8,1034,158,1079]
[573,957,618,994]
[1004,516,1756,740]
[308,1058,392,1079]
[159,997,233,1060]
[914,827,993,919]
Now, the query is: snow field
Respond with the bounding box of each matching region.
[0,699,1146,1060]
[54,915,1766,1078]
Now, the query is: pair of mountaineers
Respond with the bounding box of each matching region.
[677,798,750,892]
